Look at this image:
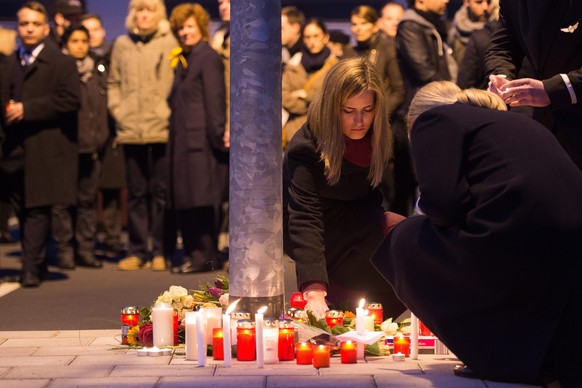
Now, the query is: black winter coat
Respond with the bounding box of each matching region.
[0,42,80,208]
[168,41,227,209]
[372,104,582,385]
[77,59,108,154]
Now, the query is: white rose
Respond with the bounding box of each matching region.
[158,291,172,304]
[380,318,399,335]
[169,285,188,301]
[182,295,195,308]
[219,293,229,306]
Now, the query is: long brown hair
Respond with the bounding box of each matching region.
[307,57,392,187]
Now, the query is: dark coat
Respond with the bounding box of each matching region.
[77,59,108,154]
[457,21,497,89]
[484,0,582,169]
[283,125,405,316]
[372,104,582,384]
[397,9,457,104]
[0,42,80,208]
[168,41,227,209]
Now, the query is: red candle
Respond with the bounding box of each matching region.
[121,306,139,345]
[366,303,383,325]
[393,335,410,357]
[419,320,432,336]
[312,345,330,368]
[289,292,307,309]
[325,310,344,328]
[173,311,179,346]
[213,328,224,360]
[278,319,295,361]
[295,342,312,365]
[340,341,357,364]
[236,320,256,361]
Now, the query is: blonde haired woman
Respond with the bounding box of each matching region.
[108,0,177,271]
[372,81,582,386]
[283,57,406,320]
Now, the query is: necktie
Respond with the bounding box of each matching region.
[21,50,32,67]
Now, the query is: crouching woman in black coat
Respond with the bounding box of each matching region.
[372,81,582,386]
[283,57,406,320]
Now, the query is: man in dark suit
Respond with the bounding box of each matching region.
[485,0,582,170]
[0,1,80,287]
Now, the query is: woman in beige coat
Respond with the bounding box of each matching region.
[282,18,338,148]
[107,0,177,271]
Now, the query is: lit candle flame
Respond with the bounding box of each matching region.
[225,298,241,315]
[257,305,268,314]
[358,298,365,309]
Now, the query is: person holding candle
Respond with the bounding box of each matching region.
[371,81,582,386]
[283,57,406,320]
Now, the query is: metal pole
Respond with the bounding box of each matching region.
[229,0,284,319]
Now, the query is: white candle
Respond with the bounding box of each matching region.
[263,318,279,364]
[410,312,419,360]
[355,298,366,359]
[195,311,207,367]
[203,306,222,345]
[255,305,267,368]
[151,302,173,347]
[223,299,240,367]
[185,311,198,361]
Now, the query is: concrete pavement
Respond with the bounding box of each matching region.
[0,329,546,388]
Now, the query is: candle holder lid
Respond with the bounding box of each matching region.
[121,306,139,314]
[230,311,251,320]
[366,303,382,309]
[278,319,294,328]
[263,317,278,328]
[286,307,305,319]
[325,310,344,318]
[236,319,256,329]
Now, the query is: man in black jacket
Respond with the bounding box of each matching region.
[0,1,80,287]
[397,0,457,106]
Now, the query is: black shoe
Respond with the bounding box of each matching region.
[170,261,207,274]
[20,272,41,287]
[453,365,479,379]
[57,258,76,270]
[77,253,103,268]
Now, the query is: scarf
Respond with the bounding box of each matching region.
[414,8,448,41]
[451,6,486,45]
[344,131,372,167]
[76,56,94,83]
[169,47,188,70]
[300,46,331,74]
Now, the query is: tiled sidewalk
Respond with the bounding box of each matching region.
[0,330,543,387]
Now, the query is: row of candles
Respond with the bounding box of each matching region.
[125,296,417,367]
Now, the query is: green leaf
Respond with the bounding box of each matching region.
[365,341,380,356]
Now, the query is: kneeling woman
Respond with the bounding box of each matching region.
[372,81,582,386]
[283,57,406,320]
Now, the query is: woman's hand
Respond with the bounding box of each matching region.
[303,290,329,320]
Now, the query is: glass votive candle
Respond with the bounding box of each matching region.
[296,342,313,365]
[366,302,383,325]
[278,319,295,361]
[236,319,256,361]
[212,328,224,360]
[121,306,139,345]
[393,335,411,357]
[263,318,279,364]
[325,310,344,328]
[340,341,357,364]
[286,307,305,321]
[312,345,330,368]
[289,291,307,309]
[230,311,251,346]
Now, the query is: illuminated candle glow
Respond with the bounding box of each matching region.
[212,328,224,360]
[366,303,383,325]
[340,341,357,364]
[312,345,330,368]
[393,335,410,357]
[296,342,312,365]
[236,319,256,361]
[278,319,295,361]
[263,318,279,364]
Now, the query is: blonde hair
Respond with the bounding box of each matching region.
[307,57,392,187]
[169,3,210,42]
[125,0,167,35]
[0,28,17,56]
[407,81,507,131]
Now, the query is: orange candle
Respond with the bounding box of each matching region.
[325,310,344,328]
[340,341,357,364]
[278,319,295,361]
[212,328,224,360]
[366,303,383,325]
[393,335,410,357]
[295,342,312,365]
[312,345,330,368]
[236,320,256,361]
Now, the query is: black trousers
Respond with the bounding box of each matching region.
[52,153,100,258]
[124,144,168,260]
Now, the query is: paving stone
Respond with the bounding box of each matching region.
[1,337,93,347]
[267,375,376,388]
[0,355,74,367]
[375,373,489,387]
[0,331,60,339]
[33,345,127,356]
[0,379,50,388]
[46,377,158,387]
[483,380,543,388]
[54,330,119,339]
[111,365,215,378]
[4,365,113,379]
[0,339,6,346]
[70,354,171,366]
[159,376,266,388]
[320,357,424,376]
[215,361,318,376]
[0,347,36,357]
[0,367,8,378]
